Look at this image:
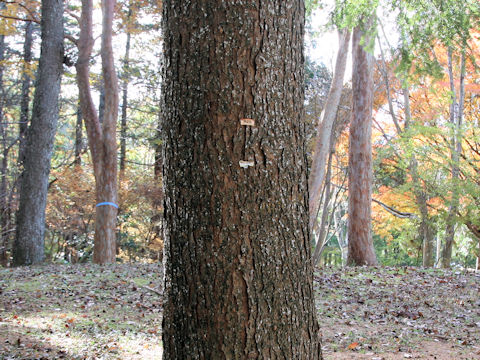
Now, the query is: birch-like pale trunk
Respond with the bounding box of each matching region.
[442,47,466,268]
[312,149,334,266]
[309,29,350,231]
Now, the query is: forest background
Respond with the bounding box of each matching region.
[0,0,479,269]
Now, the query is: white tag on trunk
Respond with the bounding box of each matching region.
[239,160,254,168]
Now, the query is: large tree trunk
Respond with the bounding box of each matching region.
[309,28,350,231]
[76,0,118,264]
[442,48,465,268]
[347,22,378,266]
[18,21,34,166]
[13,0,64,266]
[161,1,322,358]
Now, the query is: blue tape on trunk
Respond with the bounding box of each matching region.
[96,202,119,209]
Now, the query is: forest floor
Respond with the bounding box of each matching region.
[0,263,479,359]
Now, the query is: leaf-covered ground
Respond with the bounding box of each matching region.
[0,264,479,359]
[0,264,163,359]
[316,266,480,359]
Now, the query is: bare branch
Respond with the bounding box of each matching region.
[372,198,418,219]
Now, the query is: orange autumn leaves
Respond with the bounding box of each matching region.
[370,31,480,244]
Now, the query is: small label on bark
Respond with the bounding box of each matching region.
[240,118,255,126]
[239,160,254,168]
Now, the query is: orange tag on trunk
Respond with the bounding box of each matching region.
[240,118,255,126]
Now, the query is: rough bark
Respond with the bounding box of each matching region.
[76,0,119,264]
[309,29,350,231]
[442,48,465,269]
[347,22,378,266]
[13,0,63,266]
[162,1,321,358]
[18,21,34,166]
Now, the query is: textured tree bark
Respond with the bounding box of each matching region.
[309,29,350,231]
[76,0,118,264]
[18,21,33,166]
[162,1,322,358]
[347,23,378,266]
[13,0,64,266]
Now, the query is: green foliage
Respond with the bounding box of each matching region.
[331,0,379,29]
[305,0,323,17]
[394,0,480,78]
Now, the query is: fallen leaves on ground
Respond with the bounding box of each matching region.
[1,264,479,359]
[0,263,163,359]
[315,266,480,359]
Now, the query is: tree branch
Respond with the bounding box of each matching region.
[372,198,418,219]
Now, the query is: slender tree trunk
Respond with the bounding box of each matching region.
[379,20,437,267]
[74,103,83,165]
[442,48,466,268]
[347,21,378,266]
[410,157,436,267]
[477,240,480,272]
[98,84,105,123]
[0,18,8,266]
[119,6,131,176]
[402,82,436,267]
[312,149,334,266]
[18,21,33,166]
[13,0,64,266]
[309,29,350,231]
[465,222,480,271]
[76,0,119,264]
[154,113,163,180]
[162,1,322,358]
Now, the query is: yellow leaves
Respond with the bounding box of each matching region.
[0,0,40,35]
[0,4,21,36]
[373,186,417,243]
